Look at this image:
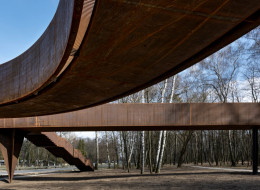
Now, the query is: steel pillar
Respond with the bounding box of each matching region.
[252,127,258,175]
[0,129,25,183]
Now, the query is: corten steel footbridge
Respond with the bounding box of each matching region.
[0,0,260,183]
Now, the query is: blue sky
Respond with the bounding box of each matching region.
[0,0,59,64]
[0,0,96,139]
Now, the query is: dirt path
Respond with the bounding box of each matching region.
[0,166,259,190]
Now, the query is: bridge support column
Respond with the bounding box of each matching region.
[252,127,258,175]
[0,129,25,183]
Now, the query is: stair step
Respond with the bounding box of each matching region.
[26,132,94,171]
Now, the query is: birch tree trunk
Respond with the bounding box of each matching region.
[120,131,125,170]
[127,133,135,172]
[105,131,111,168]
[122,132,129,172]
[148,131,153,173]
[170,76,177,103]
[156,77,177,173]
[156,130,167,173]
[155,131,163,171]
[155,79,168,173]
[141,90,145,174]
[95,131,99,170]
[112,131,119,168]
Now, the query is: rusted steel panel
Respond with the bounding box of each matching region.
[0,0,95,117]
[26,132,94,172]
[0,103,260,131]
[0,1,259,118]
[0,0,81,104]
[190,103,260,126]
[0,129,25,183]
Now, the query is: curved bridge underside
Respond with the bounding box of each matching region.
[0,0,260,118]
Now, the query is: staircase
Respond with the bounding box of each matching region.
[26,132,94,171]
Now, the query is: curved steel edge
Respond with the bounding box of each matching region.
[0,0,85,106]
[0,0,260,118]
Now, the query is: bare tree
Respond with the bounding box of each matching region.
[200,45,241,103]
[154,80,168,173]
[105,131,111,168]
[111,132,119,168]
[95,131,99,170]
[156,76,177,173]
[140,90,145,174]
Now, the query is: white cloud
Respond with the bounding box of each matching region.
[74,131,96,139]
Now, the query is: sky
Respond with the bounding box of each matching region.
[75,131,95,139]
[0,0,59,64]
[0,0,95,139]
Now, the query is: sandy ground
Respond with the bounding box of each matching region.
[0,166,259,190]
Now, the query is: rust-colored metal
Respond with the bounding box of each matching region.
[26,132,94,171]
[0,129,25,183]
[0,0,95,117]
[0,1,260,117]
[0,130,93,183]
[0,0,83,104]
[0,103,259,182]
[0,103,260,131]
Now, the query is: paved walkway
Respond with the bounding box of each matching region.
[0,167,76,180]
[191,165,252,172]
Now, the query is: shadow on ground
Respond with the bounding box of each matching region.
[13,170,258,182]
[0,167,259,190]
